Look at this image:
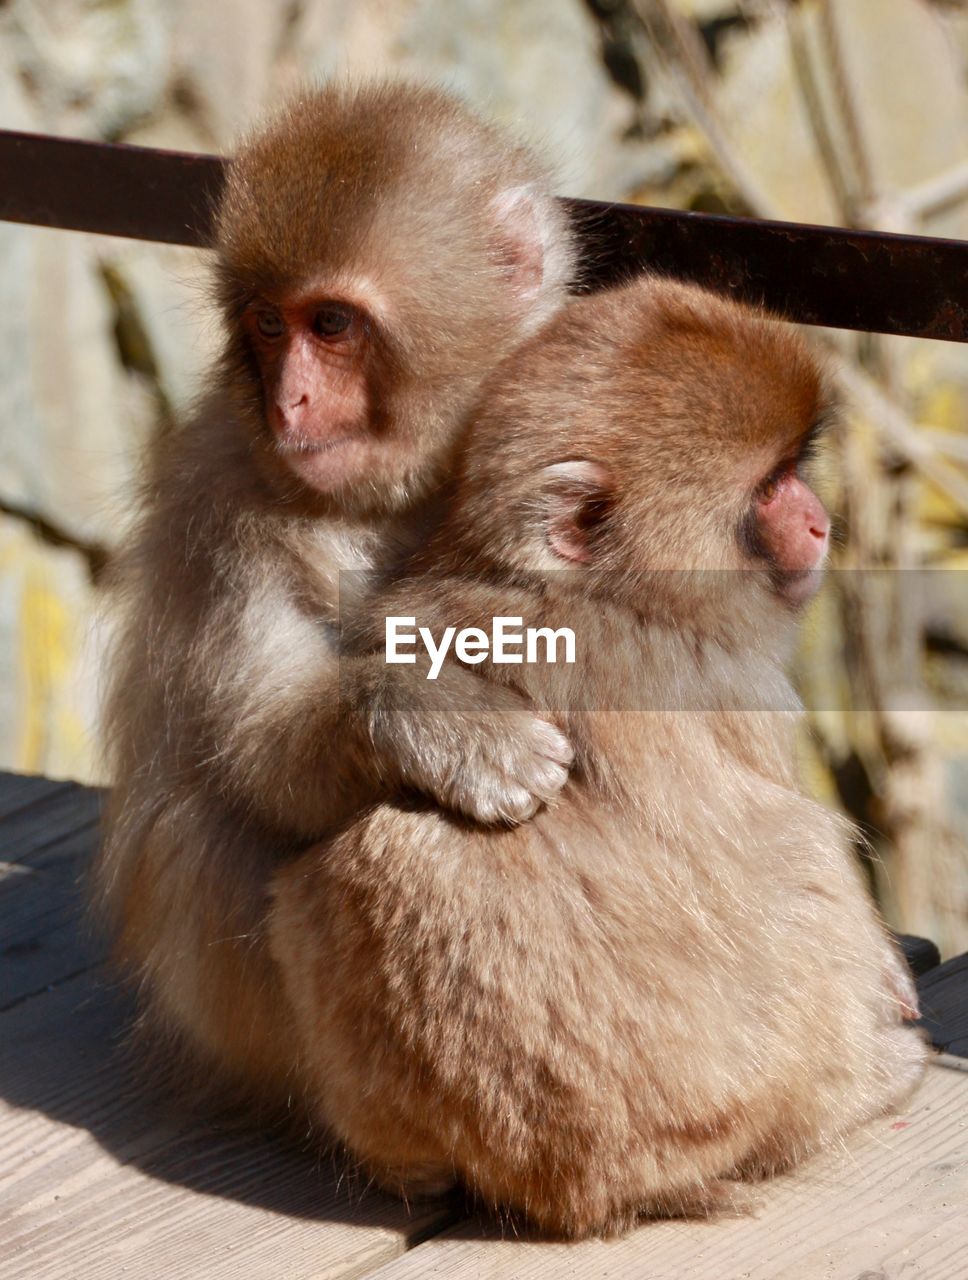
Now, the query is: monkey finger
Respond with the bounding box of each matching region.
[532,718,574,770]
[456,760,570,826]
[443,775,540,826]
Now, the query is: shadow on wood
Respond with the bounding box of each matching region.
[0,772,464,1269]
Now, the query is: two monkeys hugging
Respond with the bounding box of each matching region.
[95,81,926,1238]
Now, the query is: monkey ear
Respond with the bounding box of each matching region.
[541,460,614,565]
[490,186,552,303]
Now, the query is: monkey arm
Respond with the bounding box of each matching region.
[346,654,574,827]
[211,645,571,837]
[202,583,570,837]
[337,576,576,827]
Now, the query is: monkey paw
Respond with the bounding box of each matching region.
[440,713,574,826]
[368,661,574,825]
[378,703,573,826]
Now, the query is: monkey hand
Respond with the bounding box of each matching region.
[368,663,573,825]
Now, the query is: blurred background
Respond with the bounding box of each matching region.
[0,0,967,953]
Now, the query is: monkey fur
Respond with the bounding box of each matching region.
[95,82,576,1103]
[269,278,928,1238]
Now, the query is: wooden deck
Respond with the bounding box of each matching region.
[1,770,966,1280]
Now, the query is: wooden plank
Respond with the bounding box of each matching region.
[0,778,102,869]
[0,847,105,1010]
[0,773,106,1008]
[921,954,968,1058]
[365,1065,968,1280]
[0,773,67,821]
[3,771,961,1277]
[0,772,462,1269]
[0,130,222,247]
[0,971,459,1280]
[568,199,968,344]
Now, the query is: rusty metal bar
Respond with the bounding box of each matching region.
[1,128,967,342]
[566,199,968,343]
[0,129,222,247]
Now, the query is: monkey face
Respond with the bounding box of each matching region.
[447,276,836,631]
[211,82,575,515]
[240,290,380,496]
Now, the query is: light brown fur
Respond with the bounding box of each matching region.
[269,278,928,1235]
[95,82,576,1104]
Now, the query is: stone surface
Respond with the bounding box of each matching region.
[292,0,637,197]
[836,0,968,236]
[5,0,171,138]
[0,516,99,782]
[715,0,968,235]
[105,241,221,417]
[164,0,289,148]
[715,13,836,223]
[0,225,150,546]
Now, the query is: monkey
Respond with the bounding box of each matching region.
[268,277,929,1238]
[94,81,577,1105]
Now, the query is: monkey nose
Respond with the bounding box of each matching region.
[273,394,309,431]
[808,512,830,544]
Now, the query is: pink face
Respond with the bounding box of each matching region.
[242,293,378,494]
[754,466,830,604]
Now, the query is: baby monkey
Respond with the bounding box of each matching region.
[96,82,576,1101]
[270,278,928,1238]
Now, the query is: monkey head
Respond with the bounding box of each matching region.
[212,82,574,515]
[448,278,834,643]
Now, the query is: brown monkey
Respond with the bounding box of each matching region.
[270,277,928,1237]
[95,82,576,1102]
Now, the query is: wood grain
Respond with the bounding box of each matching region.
[365,1065,968,1280]
[0,971,459,1280]
[0,773,459,1277]
[3,771,967,1278]
[2,130,967,342]
[1,774,104,1009]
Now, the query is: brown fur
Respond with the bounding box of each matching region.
[269,279,928,1236]
[95,81,575,1104]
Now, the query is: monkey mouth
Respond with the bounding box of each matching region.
[273,433,365,456]
[269,430,376,497]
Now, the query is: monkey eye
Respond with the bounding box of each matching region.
[758,461,794,504]
[254,310,284,339]
[312,304,354,340]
